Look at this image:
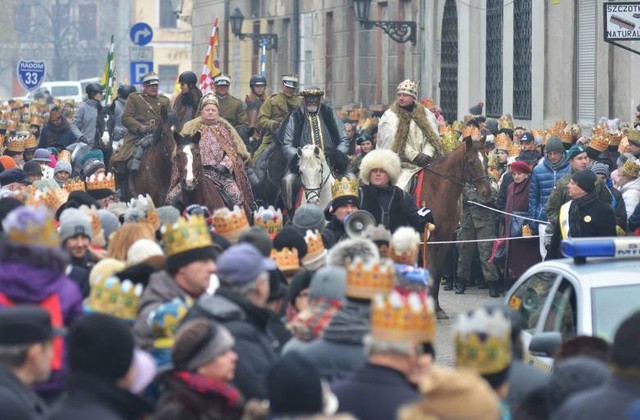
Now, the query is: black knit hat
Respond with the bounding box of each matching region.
[287,270,314,307]
[167,246,218,273]
[273,226,308,259]
[267,352,324,416]
[67,313,134,382]
[571,170,596,194]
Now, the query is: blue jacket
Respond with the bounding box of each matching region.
[528,156,571,229]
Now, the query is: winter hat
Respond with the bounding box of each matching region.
[156,205,181,226]
[287,271,313,307]
[0,169,30,186]
[571,170,597,194]
[516,150,539,164]
[292,204,326,234]
[67,313,134,381]
[54,160,72,175]
[0,156,17,171]
[32,148,51,163]
[58,207,92,242]
[238,226,273,257]
[97,209,120,243]
[359,149,402,185]
[545,136,564,154]
[217,243,276,286]
[485,118,499,136]
[510,161,531,174]
[546,357,610,411]
[590,162,610,178]
[566,145,587,161]
[267,352,324,416]
[326,237,380,267]
[309,266,347,302]
[171,318,235,371]
[273,226,308,259]
[127,239,164,266]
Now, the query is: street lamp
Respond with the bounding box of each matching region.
[352,0,416,45]
[229,8,278,51]
[170,0,192,24]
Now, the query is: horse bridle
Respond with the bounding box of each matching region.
[300,157,332,202]
[424,157,488,189]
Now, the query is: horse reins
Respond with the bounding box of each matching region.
[423,157,488,189]
[300,157,332,202]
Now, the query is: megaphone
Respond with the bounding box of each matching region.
[345,210,376,238]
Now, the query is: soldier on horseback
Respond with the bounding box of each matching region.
[244,74,268,154]
[111,73,171,195]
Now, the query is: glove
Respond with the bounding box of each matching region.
[413,153,432,167]
[418,207,435,225]
[214,164,230,176]
[138,125,150,135]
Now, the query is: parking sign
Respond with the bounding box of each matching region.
[17,59,46,91]
[131,61,153,84]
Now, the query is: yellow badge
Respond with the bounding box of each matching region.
[508,295,522,311]
[584,215,592,223]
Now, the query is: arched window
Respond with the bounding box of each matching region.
[513,0,532,120]
[486,0,503,118]
[440,0,458,123]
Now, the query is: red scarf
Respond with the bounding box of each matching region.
[173,370,243,408]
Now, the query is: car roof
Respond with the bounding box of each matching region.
[525,257,640,288]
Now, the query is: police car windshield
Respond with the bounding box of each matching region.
[592,284,640,341]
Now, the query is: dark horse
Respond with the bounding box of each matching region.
[248,142,288,208]
[419,136,492,319]
[171,131,227,212]
[95,106,116,172]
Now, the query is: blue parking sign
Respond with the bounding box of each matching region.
[131,61,153,84]
[17,60,46,91]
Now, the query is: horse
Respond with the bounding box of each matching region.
[95,106,115,172]
[295,145,334,210]
[419,136,492,319]
[172,131,227,212]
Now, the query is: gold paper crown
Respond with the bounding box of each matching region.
[495,133,510,151]
[5,119,16,132]
[608,131,623,147]
[462,126,481,139]
[455,307,512,375]
[24,135,37,150]
[162,214,214,256]
[6,135,25,152]
[558,128,573,144]
[331,177,358,200]
[588,135,609,153]
[531,128,544,140]
[551,119,568,132]
[626,128,640,143]
[621,158,640,179]
[30,115,43,126]
[212,205,249,243]
[86,276,144,321]
[253,206,283,236]
[64,179,86,193]
[507,141,521,157]
[58,150,72,162]
[17,123,30,132]
[371,291,436,344]
[303,229,326,267]
[5,206,59,248]
[86,172,116,191]
[498,114,514,131]
[270,247,300,273]
[487,153,499,169]
[38,187,68,214]
[346,258,395,299]
[452,120,465,133]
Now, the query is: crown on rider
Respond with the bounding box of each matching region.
[396,79,419,99]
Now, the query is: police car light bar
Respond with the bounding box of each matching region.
[561,237,640,263]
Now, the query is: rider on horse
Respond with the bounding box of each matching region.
[70,83,104,147]
[173,71,203,133]
[111,72,171,194]
[244,74,268,153]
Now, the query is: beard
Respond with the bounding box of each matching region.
[306,103,319,113]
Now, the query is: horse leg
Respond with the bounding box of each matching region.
[429,247,450,320]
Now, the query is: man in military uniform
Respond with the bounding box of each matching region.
[213,74,250,142]
[111,72,171,189]
[244,74,268,154]
[253,74,302,163]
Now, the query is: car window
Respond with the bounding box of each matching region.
[508,271,557,333]
[592,284,640,341]
[543,278,576,339]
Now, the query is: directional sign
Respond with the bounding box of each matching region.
[17,59,46,92]
[604,2,640,41]
[130,46,153,62]
[131,61,153,84]
[130,22,153,46]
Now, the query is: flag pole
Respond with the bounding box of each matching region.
[199,17,220,93]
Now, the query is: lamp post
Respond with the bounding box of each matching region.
[352,0,416,45]
[170,0,192,24]
[229,8,278,51]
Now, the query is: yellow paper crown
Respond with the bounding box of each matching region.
[212,205,249,243]
[487,153,499,169]
[455,307,512,375]
[270,247,300,273]
[5,206,59,248]
[507,142,521,157]
[64,179,86,193]
[24,135,38,150]
[371,291,436,344]
[58,150,72,162]
[498,114,514,131]
[495,133,511,151]
[608,131,623,147]
[451,120,465,134]
[625,128,640,143]
[621,158,640,179]
[86,276,144,321]
[331,177,358,200]
[253,206,283,236]
[6,135,25,152]
[38,187,68,214]
[5,119,17,132]
[86,172,116,191]
[588,135,609,153]
[441,127,459,154]
[30,115,43,126]
[462,126,481,139]
[346,258,395,299]
[162,214,213,256]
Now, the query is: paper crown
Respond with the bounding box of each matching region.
[462,125,481,139]
[625,128,640,143]
[58,150,72,162]
[346,258,395,300]
[5,119,17,132]
[86,172,116,191]
[212,205,249,243]
[162,214,213,257]
[126,194,160,230]
[17,123,29,133]
[621,158,640,179]
[149,298,193,349]
[390,227,421,265]
[507,141,522,157]
[331,177,358,200]
[4,205,59,248]
[64,179,86,193]
[397,79,419,99]
[30,115,43,126]
[587,135,609,153]
[608,131,623,147]
[253,206,283,237]
[531,128,544,141]
[498,114,514,131]
[85,276,144,321]
[441,126,460,154]
[24,135,38,150]
[371,291,436,344]
[270,247,300,273]
[302,229,327,269]
[495,133,511,151]
[31,187,68,214]
[455,306,512,375]
[6,135,25,152]
[487,153,499,169]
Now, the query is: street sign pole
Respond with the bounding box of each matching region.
[129,22,154,83]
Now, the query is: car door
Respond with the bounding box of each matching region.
[507,270,560,337]
[540,277,578,340]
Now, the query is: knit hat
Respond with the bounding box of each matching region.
[54,160,72,175]
[590,162,610,178]
[287,271,313,307]
[0,156,17,171]
[0,169,30,186]
[238,226,273,257]
[566,145,587,160]
[59,207,92,242]
[273,226,308,259]
[156,205,181,226]
[517,150,539,164]
[571,170,597,194]
[326,237,380,267]
[97,209,120,243]
[0,197,23,232]
[546,357,610,411]
[217,243,276,286]
[171,318,235,371]
[309,266,347,302]
[127,239,164,266]
[292,204,326,234]
[67,313,134,381]
[510,161,531,174]
[267,352,325,416]
[544,136,564,154]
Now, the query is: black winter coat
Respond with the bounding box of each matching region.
[0,364,48,420]
[322,216,348,248]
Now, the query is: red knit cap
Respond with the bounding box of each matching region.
[510,160,531,174]
[0,156,17,171]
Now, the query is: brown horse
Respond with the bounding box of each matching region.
[420,136,492,319]
[172,132,227,212]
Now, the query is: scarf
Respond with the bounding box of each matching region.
[286,299,343,342]
[390,101,443,161]
[504,177,531,237]
[173,370,243,408]
[568,191,599,237]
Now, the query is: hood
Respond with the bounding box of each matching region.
[322,300,371,345]
[196,293,246,323]
[0,261,70,301]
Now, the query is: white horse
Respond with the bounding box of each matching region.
[297,145,334,209]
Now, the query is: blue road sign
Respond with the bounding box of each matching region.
[131,61,153,84]
[17,59,46,92]
[130,22,153,46]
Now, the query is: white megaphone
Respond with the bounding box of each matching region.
[345,210,376,238]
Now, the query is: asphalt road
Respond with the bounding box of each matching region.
[433,285,497,367]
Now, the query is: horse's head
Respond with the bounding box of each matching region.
[463,136,492,203]
[175,133,202,191]
[297,145,327,205]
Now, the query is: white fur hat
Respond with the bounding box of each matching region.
[127,239,164,266]
[359,149,402,185]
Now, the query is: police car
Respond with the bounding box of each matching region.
[505,237,640,367]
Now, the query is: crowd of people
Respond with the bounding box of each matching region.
[1,71,640,419]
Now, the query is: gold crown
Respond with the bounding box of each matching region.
[17,123,30,132]
[162,214,214,256]
[498,114,514,131]
[24,135,37,149]
[212,205,249,243]
[621,158,640,179]
[495,133,511,151]
[86,276,144,321]
[5,119,17,132]
[608,131,623,147]
[127,194,160,230]
[302,229,327,269]
[58,150,72,162]
[346,258,395,299]
[531,128,544,140]
[551,119,568,132]
[588,135,609,153]
[270,247,300,273]
[558,128,573,144]
[64,179,86,193]
[86,172,116,191]
[507,141,521,157]
[487,153,499,169]
[253,206,283,236]
[462,126,481,139]
[451,120,465,133]
[5,206,59,248]
[38,187,68,214]
[30,115,43,126]
[371,291,436,344]
[6,135,25,152]
[455,307,512,375]
[331,177,358,200]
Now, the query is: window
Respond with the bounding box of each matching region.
[507,271,557,333]
[513,0,532,120]
[14,4,31,33]
[592,284,640,341]
[543,279,577,339]
[159,0,177,29]
[159,65,179,96]
[485,0,503,118]
[439,0,458,123]
[79,4,97,41]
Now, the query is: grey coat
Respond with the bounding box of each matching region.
[112,98,127,144]
[71,99,100,145]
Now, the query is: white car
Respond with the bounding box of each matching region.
[505,237,640,367]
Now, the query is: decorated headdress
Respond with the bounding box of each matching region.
[397,79,419,100]
[270,247,300,274]
[371,290,436,344]
[2,205,59,249]
[253,206,283,239]
[197,93,219,113]
[507,141,522,158]
[498,114,514,132]
[86,172,116,193]
[24,135,38,151]
[301,87,325,98]
[330,176,359,210]
[620,158,640,179]
[440,126,460,155]
[346,258,395,300]
[494,133,511,151]
[162,214,217,272]
[301,229,327,271]
[6,134,25,153]
[124,194,160,230]
[212,205,250,243]
[586,134,609,154]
